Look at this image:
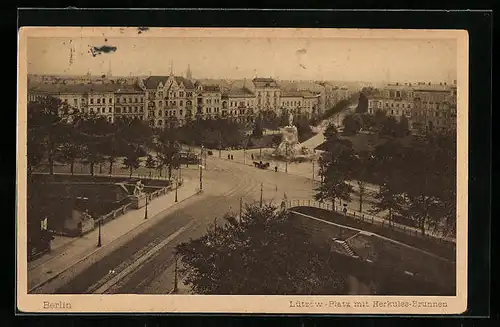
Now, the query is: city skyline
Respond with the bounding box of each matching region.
[27,35,457,83]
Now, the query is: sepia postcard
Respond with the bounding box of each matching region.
[17,27,468,314]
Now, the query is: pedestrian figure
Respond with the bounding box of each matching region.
[231,155,234,160]
[228,154,230,159]
[343,206,348,216]
[274,166,278,172]
[251,154,254,160]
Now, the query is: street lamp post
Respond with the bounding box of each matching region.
[199,164,203,191]
[260,183,263,207]
[285,143,288,173]
[97,218,102,247]
[173,252,179,293]
[239,197,243,222]
[175,179,178,202]
[144,193,148,219]
[312,159,315,181]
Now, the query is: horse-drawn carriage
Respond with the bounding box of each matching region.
[253,161,270,169]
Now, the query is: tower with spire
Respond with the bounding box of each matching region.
[186,64,192,80]
[169,60,174,76]
[107,60,112,78]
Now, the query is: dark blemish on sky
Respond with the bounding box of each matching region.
[296,48,307,55]
[299,64,307,70]
[105,38,108,42]
[89,45,118,57]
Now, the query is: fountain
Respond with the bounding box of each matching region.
[274,113,307,159]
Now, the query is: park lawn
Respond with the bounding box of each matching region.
[346,233,455,293]
[290,212,359,243]
[291,206,456,261]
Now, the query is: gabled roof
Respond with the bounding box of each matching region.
[143,75,194,90]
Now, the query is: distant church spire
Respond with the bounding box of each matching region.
[170,60,174,76]
[107,60,112,77]
[186,64,192,80]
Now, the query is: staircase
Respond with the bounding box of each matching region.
[332,238,359,258]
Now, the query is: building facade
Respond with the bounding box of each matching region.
[114,87,146,121]
[367,81,457,132]
[221,87,255,123]
[139,74,196,129]
[253,78,281,112]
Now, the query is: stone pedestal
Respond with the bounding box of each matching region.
[130,194,147,209]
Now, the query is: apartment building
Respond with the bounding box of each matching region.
[221,87,255,123]
[253,77,281,112]
[195,83,222,119]
[367,81,457,132]
[27,84,121,122]
[280,91,320,118]
[114,87,146,121]
[139,74,196,129]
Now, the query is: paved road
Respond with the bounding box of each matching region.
[50,154,317,294]
[300,105,356,150]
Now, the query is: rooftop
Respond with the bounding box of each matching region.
[202,84,221,92]
[281,90,317,98]
[28,83,127,94]
[224,86,255,97]
[253,77,279,88]
[143,75,194,89]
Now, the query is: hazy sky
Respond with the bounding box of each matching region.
[27,36,457,83]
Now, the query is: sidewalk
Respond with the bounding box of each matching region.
[27,177,200,291]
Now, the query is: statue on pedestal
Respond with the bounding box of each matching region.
[133,180,145,196]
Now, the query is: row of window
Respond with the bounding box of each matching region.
[257,91,280,97]
[117,97,144,103]
[154,91,192,99]
[89,98,113,104]
[84,107,113,114]
[155,100,193,107]
[115,107,144,114]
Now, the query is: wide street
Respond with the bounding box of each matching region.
[44,152,319,294]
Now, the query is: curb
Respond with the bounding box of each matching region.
[28,185,199,293]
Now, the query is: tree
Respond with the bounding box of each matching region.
[145,154,156,177]
[157,129,181,179]
[356,92,368,113]
[399,116,410,136]
[74,112,114,176]
[155,154,165,177]
[322,99,350,120]
[57,143,82,175]
[315,169,353,211]
[324,123,339,143]
[402,133,456,236]
[122,146,142,178]
[252,118,264,138]
[373,110,387,132]
[342,113,362,136]
[27,96,70,176]
[353,152,375,213]
[371,177,404,227]
[294,114,313,142]
[175,203,347,294]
